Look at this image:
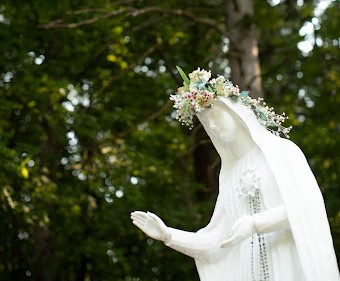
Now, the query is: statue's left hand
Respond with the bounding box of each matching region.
[220,216,255,248]
[130,211,171,243]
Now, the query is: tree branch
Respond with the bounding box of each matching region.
[65,8,108,15]
[111,100,172,142]
[39,6,229,37]
[39,8,128,29]
[65,0,137,15]
[96,43,160,96]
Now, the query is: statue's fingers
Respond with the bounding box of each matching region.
[130,212,148,224]
[130,213,143,220]
[131,212,148,221]
[132,220,146,231]
[220,238,232,248]
[147,212,161,222]
[131,211,148,218]
[132,216,147,226]
[220,233,238,248]
[131,211,145,215]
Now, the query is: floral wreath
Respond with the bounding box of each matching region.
[170,66,292,138]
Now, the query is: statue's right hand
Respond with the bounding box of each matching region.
[130,211,171,243]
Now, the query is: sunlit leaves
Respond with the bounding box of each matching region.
[19,158,30,179]
[0,0,339,280]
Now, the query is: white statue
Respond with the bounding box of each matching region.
[131,68,339,281]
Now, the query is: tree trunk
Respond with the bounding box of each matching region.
[194,0,263,203]
[193,126,220,200]
[32,226,53,281]
[225,0,263,98]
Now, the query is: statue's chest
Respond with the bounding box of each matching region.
[223,149,274,281]
[221,149,268,217]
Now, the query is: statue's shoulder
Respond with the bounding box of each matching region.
[276,137,307,163]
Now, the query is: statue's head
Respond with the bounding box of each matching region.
[170,67,292,139]
[197,100,242,143]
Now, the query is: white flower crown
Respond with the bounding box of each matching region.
[170,66,292,138]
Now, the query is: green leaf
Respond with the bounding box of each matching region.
[176,66,190,87]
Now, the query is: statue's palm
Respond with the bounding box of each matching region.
[131,211,170,242]
[220,215,255,247]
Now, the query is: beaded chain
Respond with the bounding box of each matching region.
[248,189,270,281]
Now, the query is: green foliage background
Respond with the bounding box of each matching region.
[0,0,339,280]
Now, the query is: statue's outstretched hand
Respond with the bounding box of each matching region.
[130,211,171,243]
[220,216,255,248]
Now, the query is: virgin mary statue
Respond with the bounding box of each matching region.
[131,67,339,281]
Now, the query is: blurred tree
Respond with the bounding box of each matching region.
[0,0,338,280]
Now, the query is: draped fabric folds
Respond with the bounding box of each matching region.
[166,97,339,281]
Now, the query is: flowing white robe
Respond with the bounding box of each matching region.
[165,97,339,281]
[166,146,305,281]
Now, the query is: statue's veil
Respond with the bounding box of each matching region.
[196,97,339,281]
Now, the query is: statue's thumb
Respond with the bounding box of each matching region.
[147,212,159,222]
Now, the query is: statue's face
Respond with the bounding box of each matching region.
[200,101,238,142]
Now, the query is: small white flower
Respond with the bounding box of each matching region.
[215,84,229,97]
[215,75,225,84]
[171,67,291,137]
[189,67,211,84]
